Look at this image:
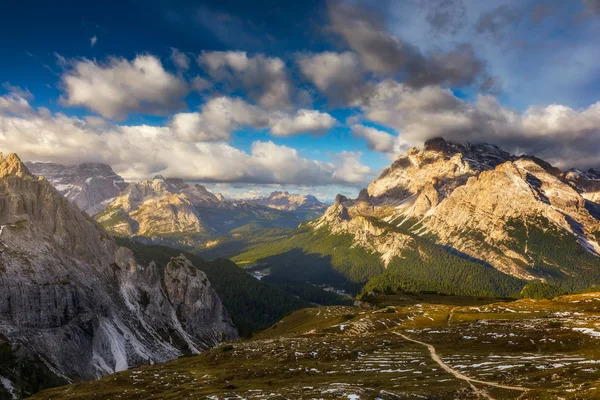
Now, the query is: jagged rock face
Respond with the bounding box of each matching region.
[368,137,513,202]
[0,153,237,382]
[97,178,300,247]
[250,191,328,220]
[311,139,600,282]
[25,161,128,215]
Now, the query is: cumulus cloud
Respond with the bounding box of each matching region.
[171,96,337,141]
[171,97,269,142]
[296,51,364,104]
[191,76,211,92]
[360,79,600,169]
[332,151,372,184]
[0,104,369,186]
[269,109,337,137]
[60,55,189,120]
[90,36,97,47]
[170,48,190,70]
[351,125,396,152]
[198,51,292,109]
[0,85,34,116]
[327,1,492,90]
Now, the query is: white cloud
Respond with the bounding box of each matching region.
[360,79,600,169]
[171,96,336,141]
[191,76,211,92]
[0,85,34,116]
[60,55,189,120]
[351,125,396,152]
[170,48,190,70]
[332,151,372,184]
[296,51,363,104]
[269,109,337,137]
[90,36,97,47]
[170,97,268,142]
[0,104,369,186]
[198,51,292,109]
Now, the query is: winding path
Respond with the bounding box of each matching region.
[391,331,530,399]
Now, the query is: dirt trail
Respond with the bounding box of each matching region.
[391,331,530,399]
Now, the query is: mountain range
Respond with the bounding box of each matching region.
[233,137,600,296]
[23,162,328,251]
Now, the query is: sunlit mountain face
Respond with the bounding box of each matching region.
[3,1,600,399]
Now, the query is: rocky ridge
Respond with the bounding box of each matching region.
[0,152,237,393]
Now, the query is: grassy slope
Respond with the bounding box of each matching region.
[232,222,526,297]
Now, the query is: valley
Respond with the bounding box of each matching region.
[31,292,600,399]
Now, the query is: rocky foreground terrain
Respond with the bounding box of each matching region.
[0,153,237,398]
[31,291,600,399]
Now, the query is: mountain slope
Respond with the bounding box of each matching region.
[25,162,128,215]
[0,153,237,398]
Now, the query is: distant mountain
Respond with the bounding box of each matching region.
[249,191,328,220]
[95,176,301,249]
[25,162,128,215]
[234,137,600,296]
[0,152,238,397]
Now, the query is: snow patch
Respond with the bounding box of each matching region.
[0,376,16,400]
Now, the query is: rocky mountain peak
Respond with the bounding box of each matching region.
[0,153,32,178]
[423,137,449,152]
[334,194,349,204]
[368,138,515,201]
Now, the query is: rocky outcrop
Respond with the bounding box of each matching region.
[0,153,237,388]
[26,161,128,215]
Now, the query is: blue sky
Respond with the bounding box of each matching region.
[1,0,600,202]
